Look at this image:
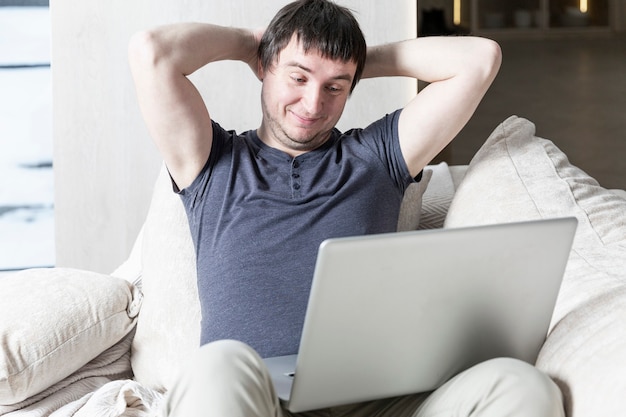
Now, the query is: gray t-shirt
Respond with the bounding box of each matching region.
[179,109,415,357]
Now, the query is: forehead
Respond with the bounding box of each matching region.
[275,35,357,80]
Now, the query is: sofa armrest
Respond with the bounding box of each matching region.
[538,287,626,417]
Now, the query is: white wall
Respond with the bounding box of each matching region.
[51,0,416,273]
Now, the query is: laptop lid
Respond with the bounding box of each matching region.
[266,217,577,413]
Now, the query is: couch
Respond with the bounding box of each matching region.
[2,116,625,417]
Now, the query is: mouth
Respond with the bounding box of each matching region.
[289,110,322,127]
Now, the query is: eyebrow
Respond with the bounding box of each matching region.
[285,61,354,84]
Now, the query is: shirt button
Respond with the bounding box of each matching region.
[292,173,300,179]
[293,183,301,190]
[293,160,300,169]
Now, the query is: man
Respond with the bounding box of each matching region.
[129,1,564,416]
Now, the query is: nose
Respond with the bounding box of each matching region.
[301,85,323,116]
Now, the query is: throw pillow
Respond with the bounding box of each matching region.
[397,168,432,232]
[418,162,456,230]
[445,115,626,416]
[0,268,140,405]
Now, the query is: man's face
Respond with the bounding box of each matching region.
[257,35,357,156]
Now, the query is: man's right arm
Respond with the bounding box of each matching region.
[128,23,259,190]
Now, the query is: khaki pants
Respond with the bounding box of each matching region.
[163,340,565,417]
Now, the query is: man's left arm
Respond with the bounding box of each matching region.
[362,36,502,177]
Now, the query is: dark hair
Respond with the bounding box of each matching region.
[258,0,367,92]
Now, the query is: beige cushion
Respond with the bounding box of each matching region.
[445,115,626,416]
[131,165,200,393]
[0,268,140,405]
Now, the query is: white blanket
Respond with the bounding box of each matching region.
[54,380,163,417]
[1,333,163,417]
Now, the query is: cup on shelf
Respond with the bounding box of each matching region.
[483,12,505,29]
[514,9,533,28]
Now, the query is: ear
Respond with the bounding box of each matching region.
[257,61,265,81]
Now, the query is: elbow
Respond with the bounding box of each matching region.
[128,29,164,71]
[486,39,502,77]
[477,38,502,84]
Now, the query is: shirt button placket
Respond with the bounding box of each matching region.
[291,159,302,198]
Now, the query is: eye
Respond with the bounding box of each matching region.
[290,74,306,84]
[326,85,343,95]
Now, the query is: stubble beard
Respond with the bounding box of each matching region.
[260,95,333,154]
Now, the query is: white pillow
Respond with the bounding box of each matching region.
[0,267,141,405]
[445,115,626,416]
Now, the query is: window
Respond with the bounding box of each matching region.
[0,4,54,271]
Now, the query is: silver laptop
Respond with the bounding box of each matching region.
[264,217,577,413]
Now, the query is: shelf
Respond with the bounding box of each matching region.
[471,0,613,37]
[417,0,617,39]
[473,25,613,40]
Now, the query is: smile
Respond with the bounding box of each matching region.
[289,110,322,126]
